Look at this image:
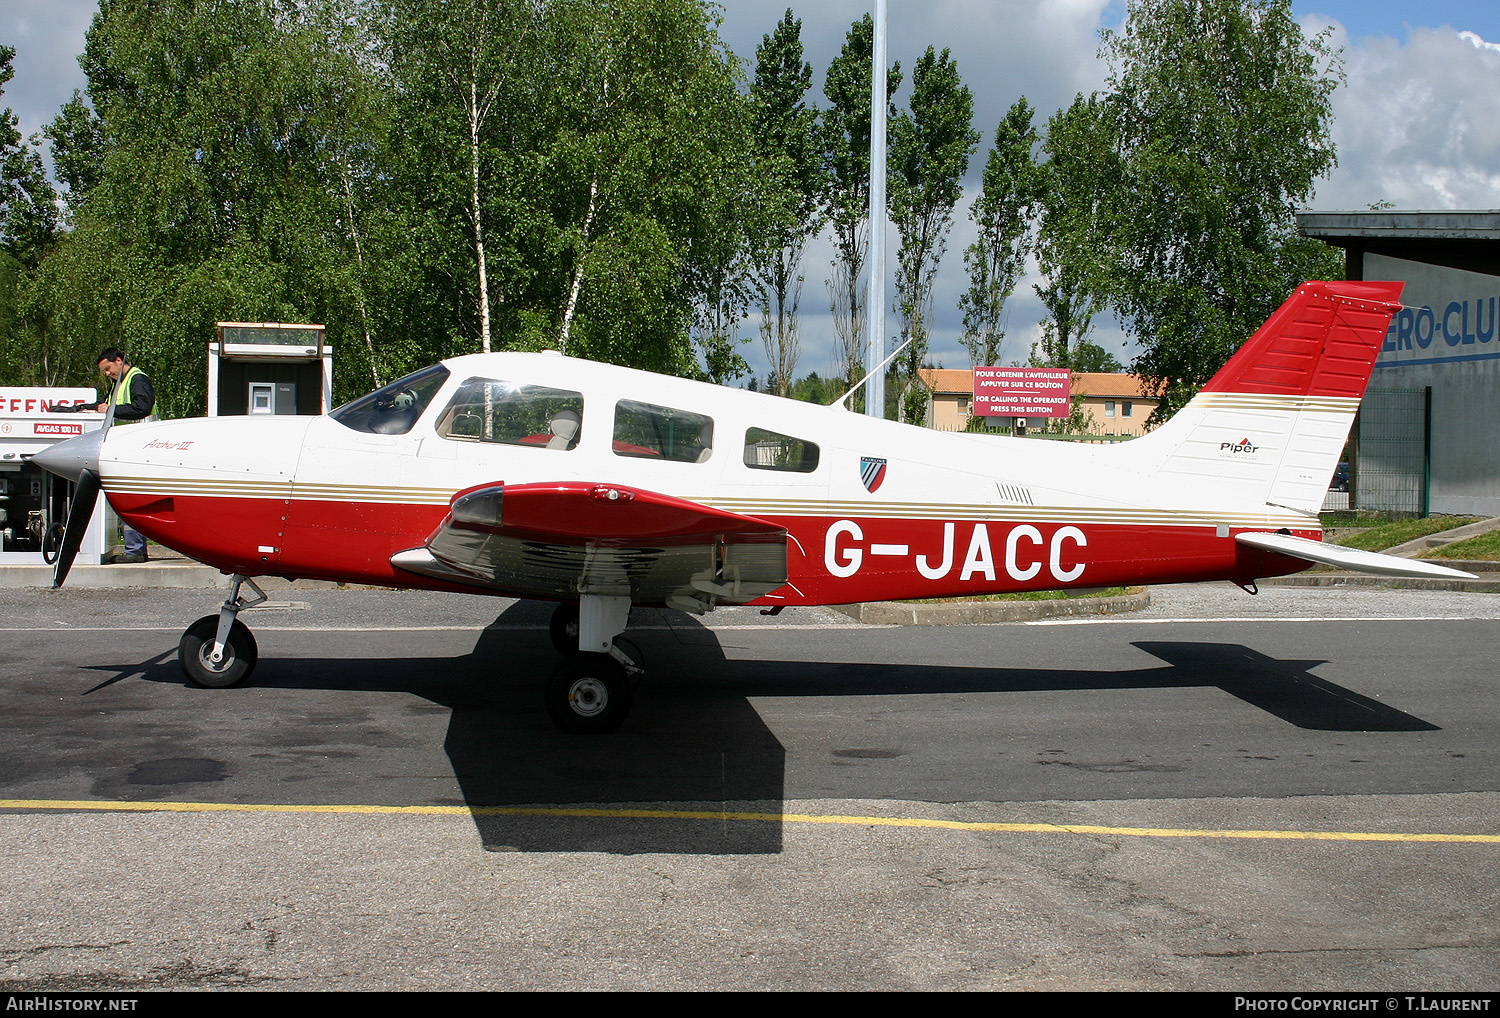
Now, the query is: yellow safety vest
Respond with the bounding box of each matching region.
[116,365,158,422]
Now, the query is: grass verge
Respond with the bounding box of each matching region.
[1426,530,1500,560]
[1334,517,1480,552]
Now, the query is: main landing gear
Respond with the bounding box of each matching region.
[545,597,643,734]
[172,578,642,734]
[178,575,264,689]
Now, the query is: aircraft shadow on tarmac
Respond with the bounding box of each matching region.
[98,601,1438,856]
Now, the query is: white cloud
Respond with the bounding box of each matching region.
[1459,31,1500,54]
[1310,21,1500,209]
[1,0,95,142]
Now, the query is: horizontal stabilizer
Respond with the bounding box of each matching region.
[1236,531,1477,580]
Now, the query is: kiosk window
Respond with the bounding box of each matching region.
[743,427,819,472]
[436,379,583,449]
[613,400,713,462]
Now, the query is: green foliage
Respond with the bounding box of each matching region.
[1033,93,1113,371]
[543,0,753,378]
[961,98,1044,369]
[890,46,978,423]
[42,92,103,218]
[8,0,753,409]
[821,15,901,400]
[749,9,823,396]
[1091,0,1346,422]
[781,370,838,405]
[1,44,65,385]
[1076,341,1122,373]
[21,0,402,414]
[1,44,60,265]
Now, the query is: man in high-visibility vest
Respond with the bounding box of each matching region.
[95,348,158,563]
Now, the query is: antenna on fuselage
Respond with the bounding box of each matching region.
[832,336,912,412]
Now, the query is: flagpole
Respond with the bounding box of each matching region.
[866,0,887,419]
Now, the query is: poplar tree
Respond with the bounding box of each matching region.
[748,10,823,398]
[889,46,978,424]
[821,15,900,407]
[960,97,1044,370]
[1033,93,1112,372]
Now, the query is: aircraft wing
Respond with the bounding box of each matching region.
[390,481,788,609]
[1235,531,1478,580]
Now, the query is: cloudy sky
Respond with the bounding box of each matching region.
[4,1,1500,380]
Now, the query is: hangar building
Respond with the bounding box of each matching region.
[1298,210,1500,516]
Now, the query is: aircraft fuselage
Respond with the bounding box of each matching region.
[97,350,1317,605]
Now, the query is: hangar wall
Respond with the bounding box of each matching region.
[1364,253,1500,516]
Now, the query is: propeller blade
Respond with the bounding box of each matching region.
[52,468,100,589]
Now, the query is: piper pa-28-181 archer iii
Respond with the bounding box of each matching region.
[33,280,1474,732]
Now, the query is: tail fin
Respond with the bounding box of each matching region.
[1126,280,1404,515]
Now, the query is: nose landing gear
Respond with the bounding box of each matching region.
[178,575,264,688]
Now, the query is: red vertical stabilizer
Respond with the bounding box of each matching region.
[1199,280,1404,399]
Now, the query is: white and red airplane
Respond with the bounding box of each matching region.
[33,280,1473,731]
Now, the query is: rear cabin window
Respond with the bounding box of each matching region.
[435,378,584,450]
[330,365,450,435]
[743,427,819,473]
[613,400,713,462]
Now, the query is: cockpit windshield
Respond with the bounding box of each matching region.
[329,364,451,435]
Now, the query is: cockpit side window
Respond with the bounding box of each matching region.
[613,400,713,462]
[435,378,584,449]
[743,427,819,472]
[329,365,450,435]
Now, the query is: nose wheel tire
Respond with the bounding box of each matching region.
[545,653,632,733]
[179,614,258,689]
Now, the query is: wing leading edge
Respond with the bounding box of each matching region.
[391,481,788,610]
[1235,531,1477,580]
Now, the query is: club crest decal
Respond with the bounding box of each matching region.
[859,456,887,493]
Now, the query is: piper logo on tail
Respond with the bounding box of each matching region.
[1219,437,1259,457]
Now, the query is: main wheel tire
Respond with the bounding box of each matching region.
[179,614,258,689]
[545,653,632,734]
[549,601,580,654]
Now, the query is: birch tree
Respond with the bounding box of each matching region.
[1093,0,1344,420]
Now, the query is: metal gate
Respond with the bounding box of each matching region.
[1354,387,1430,516]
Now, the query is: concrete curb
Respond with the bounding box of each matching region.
[829,588,1150,626]
[0,560,348,590]
[0,562,226,589]
[1262,570,1500,593]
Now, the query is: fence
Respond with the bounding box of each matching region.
[1354,387,1430,516]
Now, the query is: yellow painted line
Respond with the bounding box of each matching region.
[1,799,1497,844]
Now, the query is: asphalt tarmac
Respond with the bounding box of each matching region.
[1,583,1498,991]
